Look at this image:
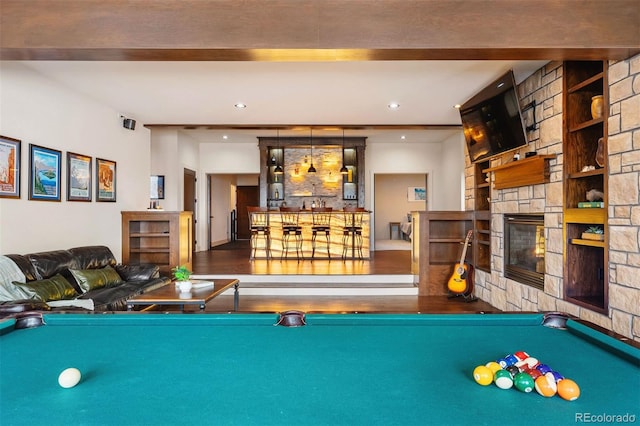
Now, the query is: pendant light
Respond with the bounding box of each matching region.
[274,128,284,174]
[339,128,349,175]
[307,128,316,173]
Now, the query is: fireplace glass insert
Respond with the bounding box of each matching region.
[504,214,545,290]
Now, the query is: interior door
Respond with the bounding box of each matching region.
[184,168,196,252]
[236,186,259,240]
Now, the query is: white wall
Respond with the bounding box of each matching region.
[0,62,150,259]
[374,174,426,239]
[439,132,466,211]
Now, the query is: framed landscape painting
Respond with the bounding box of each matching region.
[29,144,61,202]
[67,152,92,201]
[96,158,116,202]
[0,135,21,199]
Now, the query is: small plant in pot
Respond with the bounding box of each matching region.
[582,226,604,241]
[172,265,192,292]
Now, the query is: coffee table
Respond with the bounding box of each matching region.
[126,279,239,312]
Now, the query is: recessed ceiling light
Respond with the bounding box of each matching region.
[222,135,228,140]
[454,104,461,109]
[388,102,400,109]
[234,103,247,109]
[401,135,406,140]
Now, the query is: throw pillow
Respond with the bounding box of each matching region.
[12,274,79,302]
[69,265,123,293]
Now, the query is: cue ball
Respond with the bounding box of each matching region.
[58,368,81,388]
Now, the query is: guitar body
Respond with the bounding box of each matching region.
[447,230,477,302]
[448,261,474,295]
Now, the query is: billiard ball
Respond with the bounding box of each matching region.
[506,365,520,377]
[503,354,519,367]
[550,371,564,382]
[485,361,502,375]
[524,357,539,369]
[494,370,514,389]
[526,368,543,380]
[536,364,552,374]
[514,372,535,393]
[514,351,529,360]
[496,357,508,368]
[534,374,557,397]
[473,365,494,386]
[58,368,81,388]
[557,379,580,401]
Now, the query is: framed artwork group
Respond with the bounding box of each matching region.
[0,134,117,202]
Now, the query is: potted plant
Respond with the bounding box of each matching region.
[581,226,604,241]
[172,265,192,292]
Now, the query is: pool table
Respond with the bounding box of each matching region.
[1,312,638,426]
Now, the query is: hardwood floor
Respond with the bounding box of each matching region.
[187,241,499,314]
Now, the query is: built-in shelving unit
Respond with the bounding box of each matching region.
[414,211,474,295]
[473,160,491,273]
[342,147,358,201]
[121,211,193,277]
[563,60,608,314]
[267,147,285,204]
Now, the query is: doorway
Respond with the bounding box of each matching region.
[236,186,259,240]
[184,168,197,252]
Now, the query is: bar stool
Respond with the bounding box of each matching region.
[311,207,332,259]
[247,206,271,259]
[342,207,365,260]
[280,206,303,260]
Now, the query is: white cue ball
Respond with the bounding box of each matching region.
[58,368,81,388]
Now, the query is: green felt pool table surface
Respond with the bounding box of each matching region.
[1,313,638,426]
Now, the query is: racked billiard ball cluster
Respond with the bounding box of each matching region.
[472,350,580,401]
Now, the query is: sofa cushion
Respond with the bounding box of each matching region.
[12,274,79,302]
[4,254,37,282]
[0,255,27,302]
[70,265,123,293]
[115,264,160,281]
[27,250,79,280]
[68,246,117,270]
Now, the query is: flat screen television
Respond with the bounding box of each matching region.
[459,70,529,163]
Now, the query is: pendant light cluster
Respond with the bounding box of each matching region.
[274,128,283,174]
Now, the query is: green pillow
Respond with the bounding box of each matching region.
[70,265,123,293]
[12,274,79,302]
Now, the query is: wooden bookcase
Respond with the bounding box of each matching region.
[473,160,491,272]
[562,60,608,313]
[121,211,193,277]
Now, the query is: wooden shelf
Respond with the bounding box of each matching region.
[570,238,606,248]
[484,155,555,190]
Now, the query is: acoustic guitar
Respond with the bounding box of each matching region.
[447,230,476,301]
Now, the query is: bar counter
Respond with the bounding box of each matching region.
[250,210,370,260]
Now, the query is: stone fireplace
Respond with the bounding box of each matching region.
[504,214,545,290]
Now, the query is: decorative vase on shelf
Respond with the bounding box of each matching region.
[591,95,604,119]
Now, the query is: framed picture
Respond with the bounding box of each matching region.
[408,186,426,202]
[150,175,165,199]
[96,158,116,202]
[67,152,92,201]
[29,144,61,201]
[0,135,21,199]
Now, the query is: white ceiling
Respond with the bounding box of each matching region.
[20,59,548,144]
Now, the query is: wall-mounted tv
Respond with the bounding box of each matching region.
[460,70,529,163]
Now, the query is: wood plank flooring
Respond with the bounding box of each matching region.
[186,241,499,314]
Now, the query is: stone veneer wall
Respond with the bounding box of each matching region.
[465,54,640,341]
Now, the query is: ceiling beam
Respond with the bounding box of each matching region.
[1,0,638,61]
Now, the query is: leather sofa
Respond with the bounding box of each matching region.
[0,245,170,315]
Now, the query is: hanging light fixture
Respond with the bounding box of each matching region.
[307,128,316,173]
[274,128,284,174]
[340,128,349,175]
